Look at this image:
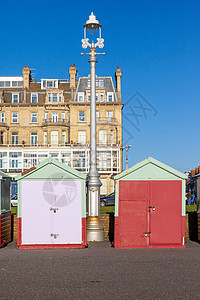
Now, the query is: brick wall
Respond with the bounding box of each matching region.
[100,213,114,242]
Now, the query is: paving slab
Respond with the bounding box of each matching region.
[0,239,200,299]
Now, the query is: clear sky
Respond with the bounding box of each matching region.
[1,0,199,172]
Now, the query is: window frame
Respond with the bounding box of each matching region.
[12,112,18,123]
[31,112,38,123]
[79,111,85,122]
[107,92,114,102]
[31,93,38,103]
[12,94,19,103]
[78,92,84,102]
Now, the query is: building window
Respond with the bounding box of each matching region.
[62,132,66,145]
[87,80,90,88]
[12,132,18,145]
[9,152,22,169]
[99,130,107,145]
[99,79,104,88]
[61,112,65,122]
[78,131,86,145]
[12,112,18,123]
[99,152,107,169]
[1,113,5,123]
[31,112,37,123]
[42,80,58,89]
[52,94,57,103]
[107,92,114,102]
[45,112,49,122]
[52,112,58,122]
[79,111,85,122]
[100,178,107,195]
[31,132,38,146]
[110,130,114,145]
[100,93,104,102]
[12,94,19,103]
[96,93,98,102]
[44,132,47,145]
[106,111,113,122]
[88,93,91,102]
[78,93,84,102]
[0,132,3,144]
[96,111,99,121]
[31,93,38,103]
[48,94,51,103]
[59,93,62,103]
[51,131,58,146]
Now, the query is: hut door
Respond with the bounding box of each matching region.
[149,181,182,245]
[49,180,82,245]
[119,181,149,246]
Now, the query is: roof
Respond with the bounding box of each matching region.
[0,170,11,179]
[15,158,87,181]
[114,157,187,180]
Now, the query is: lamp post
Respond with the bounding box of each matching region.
[81,13,105,241]
[122,144,131,170]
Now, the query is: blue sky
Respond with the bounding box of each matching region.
[1,0,199,172]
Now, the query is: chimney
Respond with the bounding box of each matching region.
[22,66,31,89]
[195,167,199,174]
[115,66,122,102]
[69,64,77,89]
[191,170,195,177]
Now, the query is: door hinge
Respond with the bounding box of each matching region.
[50,233,59,239]
[149,206,157,211]
[144,232,151,237]
[50,207,59,213]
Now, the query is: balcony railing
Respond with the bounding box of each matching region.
[42,118,69,126]
[0,142,121,148]
[96,117,118,125]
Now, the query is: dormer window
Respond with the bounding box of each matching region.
[31,93,38,103]
[107,92,114,102]
[12,94,19,103]
[41,79,58,89]
[78,92,84,102]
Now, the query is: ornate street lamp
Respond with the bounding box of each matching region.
[81,13,105,241]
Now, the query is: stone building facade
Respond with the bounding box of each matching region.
[0,65,123,195]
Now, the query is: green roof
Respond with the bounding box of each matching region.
[114,157,187,180]
[15,157,87,181]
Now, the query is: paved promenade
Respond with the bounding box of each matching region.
[0,240,200,299]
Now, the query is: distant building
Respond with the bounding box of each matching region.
[0,65,123,194]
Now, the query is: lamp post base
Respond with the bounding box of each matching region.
[87,216,104,242]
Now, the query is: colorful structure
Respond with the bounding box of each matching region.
[16,158,87,249]
[114,157,187,249]
[0,171,12,247]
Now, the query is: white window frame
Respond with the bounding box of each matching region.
[99,130,107,146]
[12,94,19,103]
[12,132,18,145]
[59,93,62,103]
[45,112,49,122]
[41,79,58,89]
[51,131,58,146]
[31,132,38,146]
[79,111,85,122]
[110,130,114,145]
[87,93,91,102]
[44,132,47,146]
[61,112,65,122]
[52,112,58,122]
[31,93,38,103]
[96,111,99,121]
[106,111,113,122]
[78,131,86,145]
[52,94,57,103]
[12,112,18,123]
[100,93,104,102]
[107,92,114,102]
[78,92,84,102]
[62,132,66,145]
[31,112,37,123]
